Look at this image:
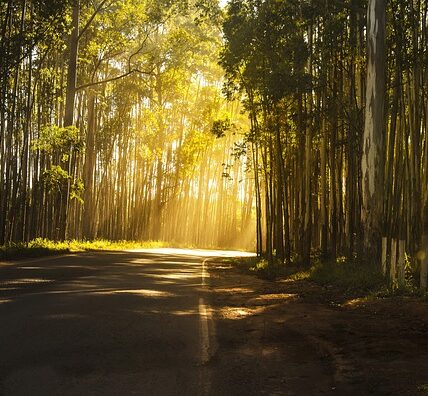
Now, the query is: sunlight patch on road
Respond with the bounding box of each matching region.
[342,297,370,307]
[94,289,175,297]
[214,287,254,294]
[126,248,256,258]
[146,273,201,280]
[171,309,198,316]
[220,306,263,320]
[1,278,53,285]
[162,273,201,280]
[258,293,298,301]
[247,293,298,307]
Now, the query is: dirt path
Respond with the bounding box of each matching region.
[208,261,428,396]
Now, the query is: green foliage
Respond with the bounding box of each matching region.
[221,0,310,104]
[211,117,232,138]
[71,178,85,203]
[178,129,214,177]
[231,256,288,280]
[1,0,69,71]
[42,165,70,192]
[0,238,70,260]
[32,125,82,153]
[249,258,284,280]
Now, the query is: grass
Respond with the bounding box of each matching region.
[230,255,387,294]
[230,256,303,281]
[0,238,168,261]
[231,254,428,299]
[309,258,385,294]
[0,238,254,261]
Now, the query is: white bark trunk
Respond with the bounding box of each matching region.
[361,0,386,263]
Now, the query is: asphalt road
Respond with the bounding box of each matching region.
[0,249,249,396]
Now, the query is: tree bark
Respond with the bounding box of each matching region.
[61,0,80,240]
[361,0,386,263]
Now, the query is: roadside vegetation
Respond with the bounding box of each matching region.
[0,239,167,261]
[230,256,423,299]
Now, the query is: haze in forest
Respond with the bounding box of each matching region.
[0,0,256,251]
[2,0,428,288]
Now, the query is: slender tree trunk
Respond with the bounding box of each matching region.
[61,0,80,240]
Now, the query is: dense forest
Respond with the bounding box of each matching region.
[1,0,428,287]
[0,0,253,250]
[221,0,428,288]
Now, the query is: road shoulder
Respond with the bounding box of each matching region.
[208,260,428,395]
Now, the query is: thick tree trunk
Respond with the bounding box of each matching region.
[361,0,386,263]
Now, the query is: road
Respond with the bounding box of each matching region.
[0,249,252,396]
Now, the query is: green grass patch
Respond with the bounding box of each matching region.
[309,258,385,294]
[230,255,386,293]
[229,256,304,281]
[0,238,168,261]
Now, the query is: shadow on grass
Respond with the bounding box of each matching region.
[1,245,70,261]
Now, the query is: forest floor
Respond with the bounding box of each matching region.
[208,260,428,396]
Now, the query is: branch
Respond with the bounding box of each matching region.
[75,68,154,91]
[78,0,115,41]
[128,32,151,71]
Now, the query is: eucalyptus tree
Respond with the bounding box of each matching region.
[0,0,70,243]
[221,0,428,288]
[361,0,386,263]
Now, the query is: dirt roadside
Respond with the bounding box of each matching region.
[207,261,428,396]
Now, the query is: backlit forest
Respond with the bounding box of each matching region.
[0,0,254,250]
[2,0,428,287]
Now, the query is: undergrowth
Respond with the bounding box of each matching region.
[231,255,403,296]
[231,256,303,281]
[309,258,385,294]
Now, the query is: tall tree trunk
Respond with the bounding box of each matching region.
[61,0,80,240]
[83,93,96,239]
[361,0,386,263]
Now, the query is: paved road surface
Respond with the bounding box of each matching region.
[0,249,251,395]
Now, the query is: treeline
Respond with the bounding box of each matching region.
[221,0,428,282]
[0,0,254,250]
